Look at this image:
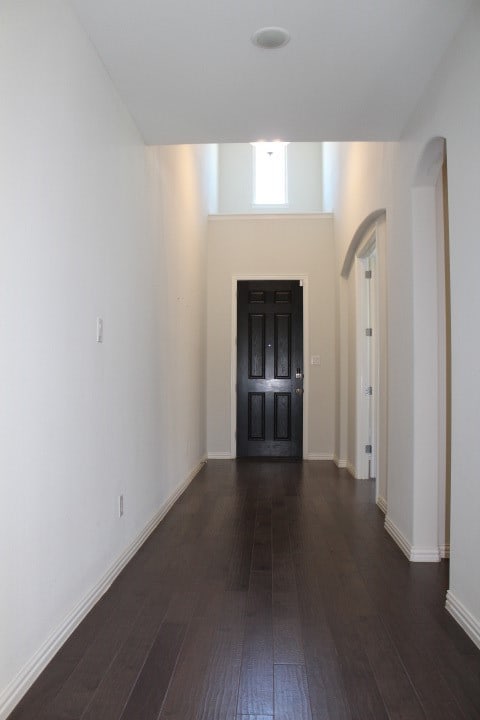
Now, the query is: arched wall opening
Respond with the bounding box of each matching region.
[410,136,451,561]
[340,210,388,511]
[341,209,386,279]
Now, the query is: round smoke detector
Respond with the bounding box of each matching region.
[251,26,290,50]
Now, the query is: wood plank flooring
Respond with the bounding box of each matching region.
[8,460,480,720]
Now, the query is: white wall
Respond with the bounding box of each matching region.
[324,2,480,646]
[218,143,324,214]
[0,2,215,716]
[325,144,394,476]
[207,214,336,459]
[326,143,440,553]
[412,2,480,630]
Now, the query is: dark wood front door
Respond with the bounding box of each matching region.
[236,280,303,458]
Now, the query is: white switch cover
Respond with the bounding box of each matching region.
[311,355,321,366]
[96,317,103,343]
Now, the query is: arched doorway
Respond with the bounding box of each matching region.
[410,136,451,561]
[341,211,388,511]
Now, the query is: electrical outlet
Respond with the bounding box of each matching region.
[119,494,124,517]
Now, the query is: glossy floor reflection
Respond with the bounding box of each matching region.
[9,460,480,719]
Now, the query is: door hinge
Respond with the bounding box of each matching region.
[365,444,372,454]
[365,328,373,336]
[365,270,372,279]
[366,386,373,396]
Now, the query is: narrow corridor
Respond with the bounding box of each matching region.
[10,461,480,719]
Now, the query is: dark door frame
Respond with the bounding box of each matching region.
[231,274,309,459]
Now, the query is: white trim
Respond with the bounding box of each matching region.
[333,456,348,468]
[410,546,441,562]
[207,452,233,460]
[384,515,441,562]
[439,544,450,559]
[355,248,370,481]
[355,233,378,484]
[384,515,412,559]
[341,209,386,278]
[445,591,480,651]
[346,462,356,478]
[376,496,387,514]
[0,457,206,720]
[231,275,309,459]
[209,212,333,222]
[306,453,334,461]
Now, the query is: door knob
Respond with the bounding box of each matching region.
[295,388,304,395]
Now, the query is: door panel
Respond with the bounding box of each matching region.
[237,280,303,458]
[275,314,291,378]
[249,314,265,378]
[274,393,291,440]
[248,392,265,440]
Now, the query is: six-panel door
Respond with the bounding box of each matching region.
[236,280,303,458]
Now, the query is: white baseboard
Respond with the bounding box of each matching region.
[440,544,450,559]
[376,496,387,514]
[446,591,480,650]
[346,462,356,478]
[384,515,412,559]
[207,452,233,459]
[0,457,206,720]
[333,455,347,468]
[384,515,441,562]
[410,546,441,562]
[306,453,334,461]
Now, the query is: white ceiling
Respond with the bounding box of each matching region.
[70,0,472,145]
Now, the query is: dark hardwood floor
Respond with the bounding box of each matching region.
[9,460,480,719]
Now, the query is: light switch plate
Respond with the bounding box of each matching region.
[311,355,321,366]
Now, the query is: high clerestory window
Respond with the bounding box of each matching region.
[252,142,288,206]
